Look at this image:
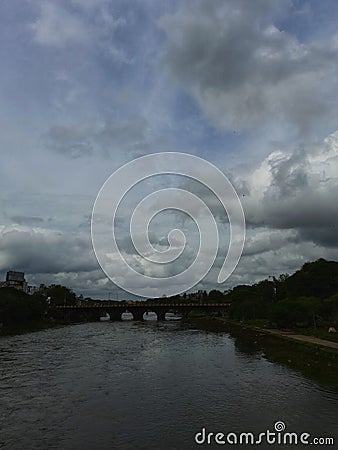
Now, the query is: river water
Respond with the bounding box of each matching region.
[0,321,337,449]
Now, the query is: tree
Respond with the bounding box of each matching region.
[229,298,271,320]
[45,285,77,305]
[270,299,305,329]
[284,259,338,299]
[271,297,321,329]
[208,290,225,302]
[322,294,338,322]
[0,288,46,326]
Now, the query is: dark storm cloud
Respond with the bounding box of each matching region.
[0,228,98,274]
[299,226,338,248]
[1,0,338,296]
[160,0,338,134]
[242,230,299,257]
[261,191,338,229]
[232,133,338,250]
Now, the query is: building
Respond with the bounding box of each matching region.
[27,285,39,295]
[5,271,28,293]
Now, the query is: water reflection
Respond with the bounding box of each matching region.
[121,311,133,320]
[0,321,337,450]
[121,311,182,321]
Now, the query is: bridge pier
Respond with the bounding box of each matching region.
[180,309,191,319]
[108,309,123,321]
[132,309,144,321]
[157,311,166,321]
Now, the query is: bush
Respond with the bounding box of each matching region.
[0,288,46,325]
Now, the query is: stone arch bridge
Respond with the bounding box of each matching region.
[48,303,230,322]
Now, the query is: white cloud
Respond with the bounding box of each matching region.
[31,3,89,47]
[232,130,338,244]
[30,0,128,63]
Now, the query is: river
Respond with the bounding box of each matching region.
[0,321,337,449]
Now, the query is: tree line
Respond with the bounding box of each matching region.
[149,259,338,329]
[226,259,338,329]
[1,258,338,330]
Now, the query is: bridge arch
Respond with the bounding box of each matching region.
[121,310,133,321]
[47,303,230,323]
[143,311,158,321]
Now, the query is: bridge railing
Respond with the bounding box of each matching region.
[49,303,230,309]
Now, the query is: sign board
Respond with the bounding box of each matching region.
[6,271,25,282]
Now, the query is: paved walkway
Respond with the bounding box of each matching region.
[265,329,338,350]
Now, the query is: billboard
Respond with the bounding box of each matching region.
[6,271,25,282]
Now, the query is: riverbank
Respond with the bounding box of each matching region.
[186,316,338,390]
[187,315,338,349]
[261,328,338,350]
[0,318,71,336]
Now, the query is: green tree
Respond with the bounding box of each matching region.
[284,259,338,299]
[0,288,46,326]
[270,299,304,329]
[271,297,321,329]
[322,293,338,323]
[45,285,77,305]
[208,290,225,302]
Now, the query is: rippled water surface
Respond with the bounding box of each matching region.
[0,321,337,449]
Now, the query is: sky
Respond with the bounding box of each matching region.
[1,0,338,299]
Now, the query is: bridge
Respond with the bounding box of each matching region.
[48,303,230,322]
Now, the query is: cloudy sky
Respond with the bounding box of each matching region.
[1,0,338,298]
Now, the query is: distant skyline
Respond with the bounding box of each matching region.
[1,0,338,298]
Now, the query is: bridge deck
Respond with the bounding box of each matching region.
[51,303,230,309]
